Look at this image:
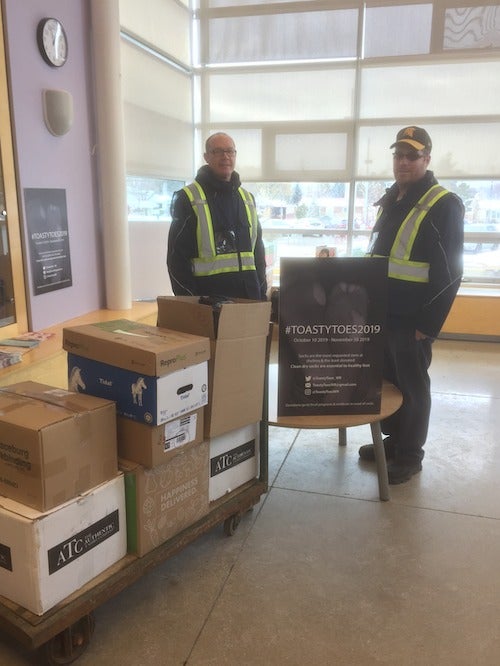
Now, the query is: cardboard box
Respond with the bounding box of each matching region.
[0,381,118,511]
[67,353,208,426]
[63,319,210,377]
[157,297,271,438]
[116,408,204,468]
[120,440,210,557]
[209,423,260,502]
[0,474,127,616]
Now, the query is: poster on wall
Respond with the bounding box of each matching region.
[278,256,388,416]
[24,188,73,295]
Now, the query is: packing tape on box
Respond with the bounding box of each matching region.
[0,390,34,413]
[0,386,101,417]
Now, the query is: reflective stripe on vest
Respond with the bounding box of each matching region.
[374,184,449,283]
[183,182,258,277]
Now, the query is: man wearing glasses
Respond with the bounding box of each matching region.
[360,126,464,484]
[167,132,267,301]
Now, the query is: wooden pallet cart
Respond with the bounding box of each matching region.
[0,419,268,665]
[0,332,272,665]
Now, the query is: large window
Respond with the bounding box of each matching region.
[195,0,500,288]
[250,179,500,287]
[121,1,500,292]
[120,0,193,298]
[126,176,183,222]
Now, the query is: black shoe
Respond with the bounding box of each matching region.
[387,460,422,485]
[358,437,395,462]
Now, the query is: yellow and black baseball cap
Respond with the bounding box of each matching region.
[390,126,432,153]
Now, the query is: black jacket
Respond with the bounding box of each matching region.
[167,166,267,300]
[369,171,464,338]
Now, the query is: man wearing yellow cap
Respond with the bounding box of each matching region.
[360,126,464,484]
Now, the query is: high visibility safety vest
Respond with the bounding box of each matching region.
[183,182,259,277]
[372,184,449,283]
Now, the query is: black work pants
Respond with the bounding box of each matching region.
[381,325,433,463]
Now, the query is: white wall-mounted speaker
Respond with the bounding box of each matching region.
[42,89,74,136]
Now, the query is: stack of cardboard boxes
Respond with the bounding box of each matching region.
[62,319,212,557]
[0,297,271,615]
[156,297,271,503]
[0,382,126,615]
[63,299,271,558]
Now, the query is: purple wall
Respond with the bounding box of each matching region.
[3,0,104,330]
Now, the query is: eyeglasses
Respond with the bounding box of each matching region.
[392,151,425,161]
[208,148,237,157]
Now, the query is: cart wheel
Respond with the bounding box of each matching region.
[42,612,95,665]
[223,513,241,536]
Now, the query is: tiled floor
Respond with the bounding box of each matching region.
[1,338,499,665]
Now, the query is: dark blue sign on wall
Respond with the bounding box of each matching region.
[24,188,73,295]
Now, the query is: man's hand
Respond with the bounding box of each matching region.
[415,329,428,340]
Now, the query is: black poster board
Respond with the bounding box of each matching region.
[24,188,73,295]
[278,257,388,416]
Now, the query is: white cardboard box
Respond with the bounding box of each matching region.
[67,354,208,426]
[209,423,260,502]
[0,474,127,615]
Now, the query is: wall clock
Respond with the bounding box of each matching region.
[37,17,68,68]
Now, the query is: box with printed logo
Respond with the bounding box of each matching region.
[67,353,208,426]
[63,319,210,426]
[209,422,260,502]
[63,319,210,377]
[0,381,118,512]
[120,439,209,557]
[0,474,126,616]
[116,407,204,468]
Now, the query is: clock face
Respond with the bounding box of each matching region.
[37,18,68,68]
